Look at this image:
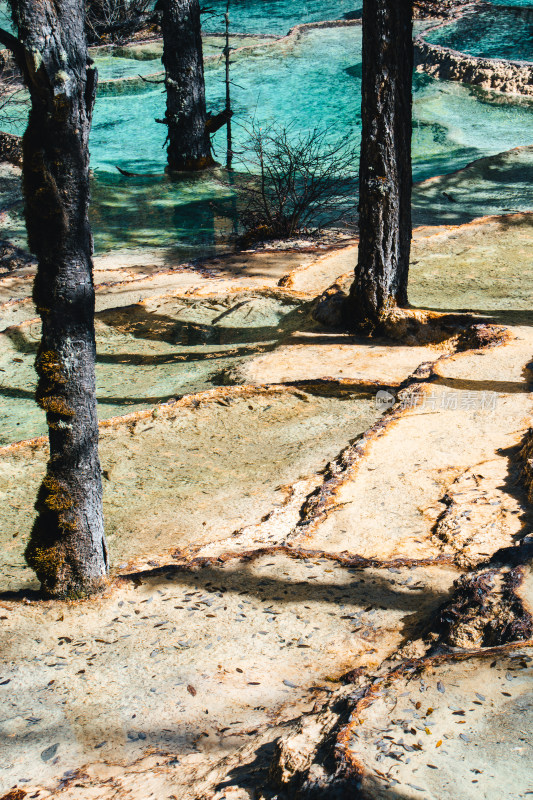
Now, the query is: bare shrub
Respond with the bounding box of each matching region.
[86,0,157,44]
[0,54,26,128]
[0,55,26,166]
[237,124,358,243]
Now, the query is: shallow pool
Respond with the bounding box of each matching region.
[202,0,362,35]
[2,5,533,257]
[426,7,533,62]
[3,23,532,255]
[489,0,533,6]
[90,26,533,178]
[80,24,533,253]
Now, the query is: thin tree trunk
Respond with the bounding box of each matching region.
[224,0,232,170]
[161,0,214,172]
[9,0,108,597]
[348,0,413,333]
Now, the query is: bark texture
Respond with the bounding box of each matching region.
[349,0,414,333]
[10,0,108,597]
[161,0,214,171]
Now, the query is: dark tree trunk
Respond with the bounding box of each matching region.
[348,0,414,333]
[161,0,214,172]
[9,0,108,597]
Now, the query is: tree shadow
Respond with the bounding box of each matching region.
[119,558,453,618]
[412,145,533,228]
[96,299,308,350]
[214,738,279,796]
[90,170,234,258]
[431,375,532,394]
[419,307,533,328]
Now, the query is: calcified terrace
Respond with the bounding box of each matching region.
[0,2,533,796]
[0,205,531,799]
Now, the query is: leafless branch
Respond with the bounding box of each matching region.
[0,56,27,130]
[85,0,157,44]
[236,123,358,242]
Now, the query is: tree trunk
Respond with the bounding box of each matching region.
[348,0,413,333]
[161,0,214,172]
[10,0,108,597]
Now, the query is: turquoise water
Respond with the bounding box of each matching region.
[94,55,163,82]
[89,27,533,178]
[83,25,533,253]
[90,170,236,253]
[2,23,525,253]
[2,5,533,254]
[490,0,533,6]
[0,0,361,40]
[426,7,533,62]
[0,3,12,34]
[202,0,361,35]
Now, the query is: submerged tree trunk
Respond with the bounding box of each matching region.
[348,0,414,333]
[161,0,214,172]
[9,0,108,597]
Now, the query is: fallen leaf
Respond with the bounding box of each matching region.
[41,743,59,762]
[1,789,27,800]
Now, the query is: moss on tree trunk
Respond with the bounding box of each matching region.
[9,0,108,597]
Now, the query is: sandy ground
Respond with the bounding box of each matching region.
[302,330,533,562]
[0,212,532,799]
[342,646,533,800]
